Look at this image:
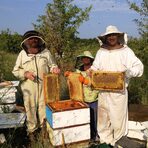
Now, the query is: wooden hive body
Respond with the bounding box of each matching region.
[91,71,125,91]
[43,73,90,146]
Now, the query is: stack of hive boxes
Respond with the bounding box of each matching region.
[0,81,18,113]
[43,73,90,146]
[0,81,26,129]
[128,104,148,142]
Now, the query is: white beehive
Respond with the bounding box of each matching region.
[43,73,90,146]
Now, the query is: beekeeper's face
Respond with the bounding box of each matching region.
[82,57,92,65]
[106,33,119,46]
[25,37,40,49]
[24,37,41,54]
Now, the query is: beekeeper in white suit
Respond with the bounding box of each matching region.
[12,30,60,138]
[90,25,144,147]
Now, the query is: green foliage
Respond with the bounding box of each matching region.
[0,34,147,104]
[0,29,22,81]
[128,37,148,104]
[33,0,92,58]
[0,29,22,53]
[74,38,99,55]
[0,27,147,104]
[127,0,148,37]
[0,51,17,81]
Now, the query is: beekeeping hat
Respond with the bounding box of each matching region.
[21,30,46,50]
[98,25,127,45]
[77,51,94,59]
[75,51,94,69]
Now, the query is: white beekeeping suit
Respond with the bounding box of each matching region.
[91,25,144,146]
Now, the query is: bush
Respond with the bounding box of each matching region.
[0,51,18,81]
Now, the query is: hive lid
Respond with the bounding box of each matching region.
[43,74,60,104]
[91,71,125,91]
[67,72,84,101]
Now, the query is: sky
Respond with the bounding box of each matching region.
[0,0,142,39]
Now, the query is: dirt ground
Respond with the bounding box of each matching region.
[128,104,148,121]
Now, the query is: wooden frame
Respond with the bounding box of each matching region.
[91,71,125,91]
[48,100,87,112]
[67,73,84,101]
[43,74,60,104]
[43,72,84,103]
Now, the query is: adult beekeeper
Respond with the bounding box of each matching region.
[89,25,144,147]
[12,30,60,137]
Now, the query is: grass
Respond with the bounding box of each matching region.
[0,51,18,81]
[0,124,90,148]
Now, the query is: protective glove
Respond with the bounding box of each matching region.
[64,71,72,77]
[78,75,90,85]
[79,75,85,83]
[83,78,90,85]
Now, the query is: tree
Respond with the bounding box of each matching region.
[33,0,92,58]
[0,29,22,81]
[127,0,148,104]
[0,29,22,53]
[127,37,148,105]
[127,0,148,37]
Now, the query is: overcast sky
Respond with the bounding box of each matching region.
[0,0,142,38]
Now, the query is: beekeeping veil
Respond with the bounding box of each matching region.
[97,25,128,46]
[21,30,46,53]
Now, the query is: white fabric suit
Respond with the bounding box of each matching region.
[12,49,57,133]
[91,46,144,145]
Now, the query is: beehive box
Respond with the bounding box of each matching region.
[91,71,125,91]
[0,81,18,113]
[127,104,148,141]
[43,73,90,146]
[0,81,26,129]
[46,121,90,146]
